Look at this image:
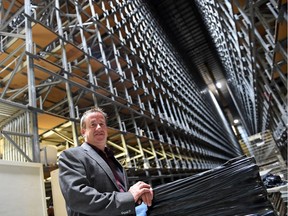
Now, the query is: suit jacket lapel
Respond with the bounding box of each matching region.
[81,142,120,191]
[122,166,129,191]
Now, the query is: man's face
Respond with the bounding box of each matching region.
[81,112,108,149]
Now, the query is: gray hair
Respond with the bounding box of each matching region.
[80,107,107,130]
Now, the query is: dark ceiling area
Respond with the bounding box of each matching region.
[146,0,240,122]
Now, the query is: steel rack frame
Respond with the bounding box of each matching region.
[1,0,245,186]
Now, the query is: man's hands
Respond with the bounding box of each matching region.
[128,181,153,206]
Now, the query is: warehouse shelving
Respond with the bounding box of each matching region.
[0,0,286,191]
[196,0,287,161]
[0,0,240,183]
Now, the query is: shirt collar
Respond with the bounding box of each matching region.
[87,143,114,157]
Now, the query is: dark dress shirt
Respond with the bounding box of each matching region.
[89,144,125,192]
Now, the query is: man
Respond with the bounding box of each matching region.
[59,107,153,216]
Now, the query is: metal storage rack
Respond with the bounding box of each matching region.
[0,0,242,185]
[196,0,287,161]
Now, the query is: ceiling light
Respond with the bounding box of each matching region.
[233,119,239,124]
[216,82,222,88]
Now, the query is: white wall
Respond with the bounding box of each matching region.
[0,160,47,216]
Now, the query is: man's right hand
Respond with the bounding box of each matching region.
[128,181,153,206]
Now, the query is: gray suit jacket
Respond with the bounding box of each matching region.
[58,142,135,216]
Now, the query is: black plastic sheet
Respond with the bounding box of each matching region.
[147,156,276,216]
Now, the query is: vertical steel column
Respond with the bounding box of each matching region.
[153,125,170,168]
[55,0,79,146]
[144,119,161,169]
[89,0,114,96]
[75,1,98,107]
[131,112,148,169]
[164,97,175,124]
[114,106,132,168]
[25,0,40,162]
[111,38,124,77]
[247,0,258,133]
[157,92,168,121]
[176,105,189,131]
